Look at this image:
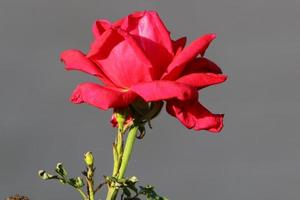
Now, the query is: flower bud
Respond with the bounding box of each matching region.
[55,163,67,178]
[69,177,84,188]
[111,108,133,129]
[84,151,94,167]
[38,170,57,180]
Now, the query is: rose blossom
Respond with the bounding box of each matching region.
[61,10,227,132]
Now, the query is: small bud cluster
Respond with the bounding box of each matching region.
[38,162,84,188]
[6,194,29,200]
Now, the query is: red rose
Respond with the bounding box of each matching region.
[61,10,227,132]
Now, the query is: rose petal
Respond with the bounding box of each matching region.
[172,37,187,55]
[61,49,102,76]
[130,80,197,102]
[181,57,223,76]
[121,11,173,55]
[162,34,216,80]
[119,11,174,78]
[92,11,174,79]
[176,73,227,89]
[60,49,115,86]
[110,113,118,127]
[87,28,124,58]
[92,19,112,38]
[87,28,153,87]
[70,82,136,110]
[166,99,224,132]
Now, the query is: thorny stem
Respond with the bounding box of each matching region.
[106,125,139,200]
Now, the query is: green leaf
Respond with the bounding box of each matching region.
[139,185,168,200]
[128,184,138,194]
[123,187,131,197]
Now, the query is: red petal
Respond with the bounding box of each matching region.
[110,113,118,127]
[176,73,227,89]
[172,37,187,55]
[87,28,153,87]
[87,28,124,58]
[121,11,173,56]
[70,82,136,110]
[61,49,101,76]
[166,99,224,132]
[130,80,197,102]
[92,19,112,38]
[92,11,174,79]
[60,49,115,86]
[162,34,216,80]
[181,57,223,76]
[119,11,174,79]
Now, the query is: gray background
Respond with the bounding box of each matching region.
[1,0,300,199]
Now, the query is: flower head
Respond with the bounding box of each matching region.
[61,10,227,132]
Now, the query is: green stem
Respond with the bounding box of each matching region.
[106,187,118,200]
[87,178,94,200]
[112,130,123,176]
[87,165,95,200]
[76,188,88,200]
[106,126,138,200]
[118,126,138,179]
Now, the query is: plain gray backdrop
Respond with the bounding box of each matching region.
[1,0,300,199]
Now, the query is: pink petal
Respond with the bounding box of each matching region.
[70,82,136,110]
[162,34,217,80]
[130,80,197,102]
[166,99,224,132]
[176,73,227,89]
[181,57,223,76]
[87,28,153,88]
